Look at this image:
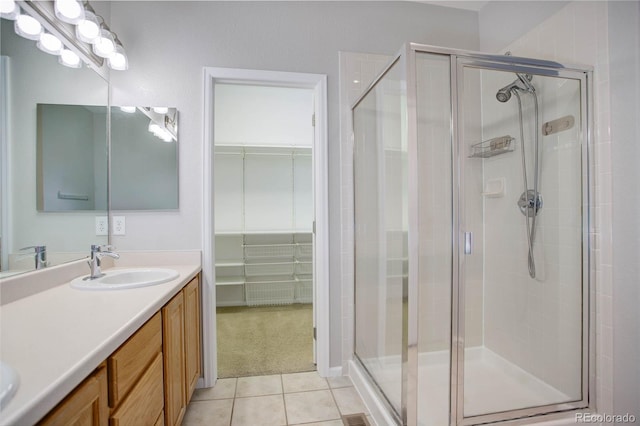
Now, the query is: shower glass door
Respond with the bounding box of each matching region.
[456,59,588,421]
[353,58,407,418]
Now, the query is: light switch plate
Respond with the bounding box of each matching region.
[112,216,126,235]
[95,216,108,236]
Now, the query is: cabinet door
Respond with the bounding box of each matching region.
[163,291,186,426]
[39,366,108,426]
[184,276,201,401]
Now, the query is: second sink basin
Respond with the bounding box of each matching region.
[71,268,179,290]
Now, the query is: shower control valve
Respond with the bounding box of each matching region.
[518,190,543,217]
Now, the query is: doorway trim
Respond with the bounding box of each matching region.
[202,67,329,386]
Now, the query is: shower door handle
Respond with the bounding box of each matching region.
[464,232,473,255]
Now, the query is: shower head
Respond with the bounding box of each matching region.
[496,73,535,103]
[496,87,513,103]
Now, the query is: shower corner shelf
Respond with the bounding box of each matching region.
[469,136,515,158]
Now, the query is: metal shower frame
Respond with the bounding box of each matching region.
[351,42,595,426]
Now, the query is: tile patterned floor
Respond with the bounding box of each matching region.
[184,371,373,426]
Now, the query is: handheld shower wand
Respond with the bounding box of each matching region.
[495,73,541,279]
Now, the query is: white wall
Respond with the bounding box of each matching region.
[213,84,313,232]
[608,1,640,419]
[478,1,569,52]
[214,84,313,147]
[109,1,479,369]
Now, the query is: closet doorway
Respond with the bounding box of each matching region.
[203,68,329,384]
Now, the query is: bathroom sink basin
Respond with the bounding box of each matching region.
[70,268,180,290]
[0,361,19,410]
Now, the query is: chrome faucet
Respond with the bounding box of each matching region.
[86,244,120,280]
[20,245,48,270]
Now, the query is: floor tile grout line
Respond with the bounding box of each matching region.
[229,395,235,426]
[282,385,332,395]
[280,374,291,425]
[229,377,237,426]
[234,393,284,399]
[329,385,344,418]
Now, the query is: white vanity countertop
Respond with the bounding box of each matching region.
[0,263,201,426]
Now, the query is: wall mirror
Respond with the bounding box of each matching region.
[110,106,179,210]
[36,104,108,212]
[0,18,108,276]
[36,105,179,211]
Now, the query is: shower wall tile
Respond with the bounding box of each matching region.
[493,0,613,412]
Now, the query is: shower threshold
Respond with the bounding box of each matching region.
[420,346,571,425]
[355,346,572,426]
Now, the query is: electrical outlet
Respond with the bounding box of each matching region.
[112,216,126,236]
[95,216,108,236]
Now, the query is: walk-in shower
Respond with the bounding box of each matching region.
[352,44,592,425]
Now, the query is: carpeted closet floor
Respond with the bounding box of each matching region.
[216,304,315,378]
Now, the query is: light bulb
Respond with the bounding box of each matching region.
[120,106,136,113]
[76,10,100,43]
[58,48,82,68]
[0,0,19,20]
[0,0,15,13]
[37,32,63,55]
[15,14,42,40]
[92,29,115,58]
[107,44,128,71]
[54,0,84,24]
[149,122,162,134]
[152,107,168,114]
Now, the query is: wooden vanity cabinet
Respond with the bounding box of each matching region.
[163,275,201,426]
[39,273,202,426]
[38,364,108,426]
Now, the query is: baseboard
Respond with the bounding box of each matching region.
[326,365,343,377]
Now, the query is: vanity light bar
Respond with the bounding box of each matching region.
[10,0,128,71]
[139,107,178,143]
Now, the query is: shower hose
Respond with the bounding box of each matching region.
[514,90,540,279]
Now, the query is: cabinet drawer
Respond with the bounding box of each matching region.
[110,353,164,426]
[108,312,162,407]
